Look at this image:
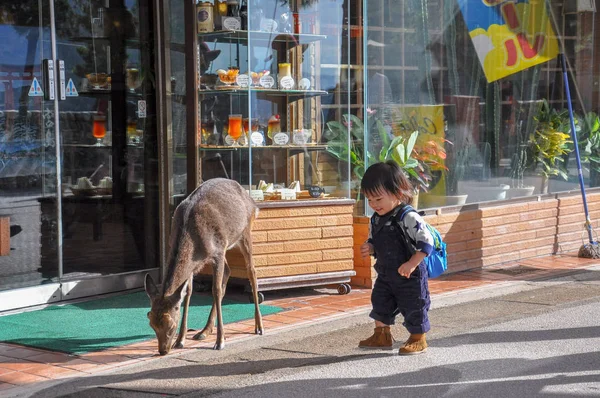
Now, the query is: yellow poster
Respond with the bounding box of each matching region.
[390,105,447,198]
[458,0,559,82]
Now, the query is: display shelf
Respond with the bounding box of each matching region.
[78,89,144,97]
[199,144,326,152]
[199,88,327,101]
[62,144,144,148]
[71,36,142,48]
[198,30,326,46]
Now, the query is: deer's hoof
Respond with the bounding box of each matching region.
[173,342,184,349]
[213,342,225,350]
[192,332,208,340]
[255,327,264,335]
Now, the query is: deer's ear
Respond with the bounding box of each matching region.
[144,274,159,300]
[170,280,189,306]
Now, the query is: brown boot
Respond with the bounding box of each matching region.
[398,333,428,355]
[358,326,394,350]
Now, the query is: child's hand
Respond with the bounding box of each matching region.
[398,262,418,278]
[360,242,374,258]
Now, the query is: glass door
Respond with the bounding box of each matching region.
[0,0,159,309]
[0,1,59,296]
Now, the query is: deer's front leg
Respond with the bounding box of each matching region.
[240,228,264,336]
[193,260,230,341]
[174,276,193,349]
[211,255,226,350]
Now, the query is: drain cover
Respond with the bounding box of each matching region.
[490,265,540,276]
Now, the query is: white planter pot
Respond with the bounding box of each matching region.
[506,186,535,199]
[423,194,468,207]
[460,183,508,203]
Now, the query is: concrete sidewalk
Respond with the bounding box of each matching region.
[0,253,598,396]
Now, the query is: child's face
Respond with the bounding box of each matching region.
[365,190,401,216]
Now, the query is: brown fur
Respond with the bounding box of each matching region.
[144,178,264,355]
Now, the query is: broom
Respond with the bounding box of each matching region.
[560,53,600,258]
[546,4,600,258]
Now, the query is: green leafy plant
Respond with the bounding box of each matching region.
[324,114,431,192]
[378,131,431,192]
[528,100,573,192]
[580,112,600,167]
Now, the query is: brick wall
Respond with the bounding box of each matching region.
[352,191,600,288]
[217,204,355,279]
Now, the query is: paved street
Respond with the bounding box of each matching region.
[11,267,600,398]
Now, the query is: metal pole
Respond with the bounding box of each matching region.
[49,0,64,278]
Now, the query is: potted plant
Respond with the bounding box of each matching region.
[527,100,572,194]
[443,144,469,205]
[579,112,600,186]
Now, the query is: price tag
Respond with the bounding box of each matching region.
[251,131,265,146]
[293,129,311,145]
[279,76,295,90]
[279,189,296,200]
[260,18,278,32]
[249,190,264,201]
[236,74,250,88]
[273,132,289,146]
[260,75,275,88]
[222,17,241,31]
[298,78,311,90]
[224,135,236,146]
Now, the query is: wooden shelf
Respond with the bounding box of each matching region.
[199,144,327,154]
[198,30,326,46]
[199,88,328,101]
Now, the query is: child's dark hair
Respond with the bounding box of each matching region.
[361,161,414,204]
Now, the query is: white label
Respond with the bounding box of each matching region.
[279,188,296,200]
[249,190,264,201]
[293,130,310,145]
[65,78,79,97]
[260,75,275,88]
[28,77,44,97]
[251,131,265,146]
[138,100,147,118]
[47,60,55,100]
[273,132,289,146]
[236,73,250,87]
[224,135,236,146]
[298,78,311,90]
[222,17,241,31]
[279,76,295,90]
[260,18,278,32]
[59,61,66,100]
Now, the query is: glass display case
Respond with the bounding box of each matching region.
[193,0,355,298]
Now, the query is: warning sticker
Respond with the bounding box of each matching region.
[65,78,79,97]
[28,77,44,97]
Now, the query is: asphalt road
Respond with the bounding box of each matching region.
[15,267,600,398]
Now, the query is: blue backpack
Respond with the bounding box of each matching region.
[396,206,447,278]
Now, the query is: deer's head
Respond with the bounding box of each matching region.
[144,274,188,355]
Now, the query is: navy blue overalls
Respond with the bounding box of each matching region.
[369,206,431,334]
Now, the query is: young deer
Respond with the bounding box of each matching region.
[144,178,264,355]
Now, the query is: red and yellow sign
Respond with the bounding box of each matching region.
[458,0,559,82]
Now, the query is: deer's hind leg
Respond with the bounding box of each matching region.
[239,226,264,336]
[193,258,231,341]
[174,275,193,349]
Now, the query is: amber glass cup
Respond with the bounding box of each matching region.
[228,114,243,142]
[92,116,106,146]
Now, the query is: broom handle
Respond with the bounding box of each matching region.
[561,54,594,244]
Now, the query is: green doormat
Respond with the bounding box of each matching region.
[0,292,282,355]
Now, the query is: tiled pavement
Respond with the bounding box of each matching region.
[0,254,598,394]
